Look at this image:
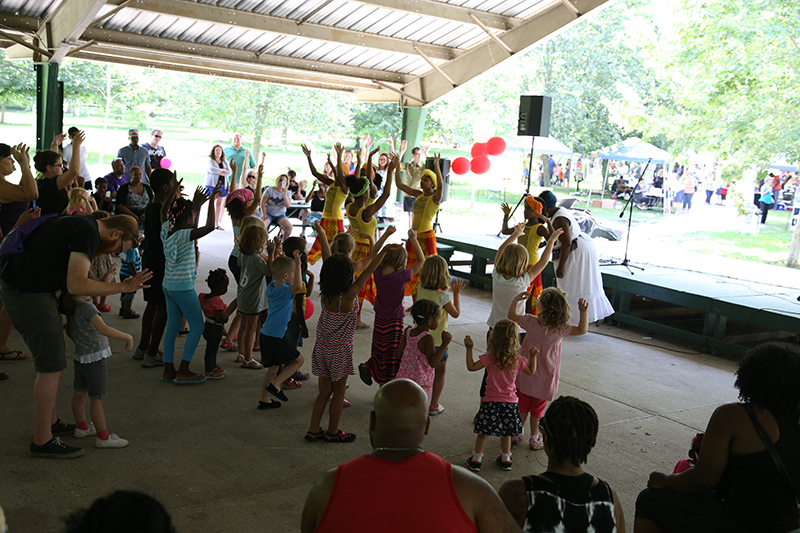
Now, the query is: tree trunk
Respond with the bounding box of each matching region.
[787,211,800,267]
[1,101,5,124]
[281,126,288,152]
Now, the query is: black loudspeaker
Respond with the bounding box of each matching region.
[425,157,450,203]
[517,95,552,137]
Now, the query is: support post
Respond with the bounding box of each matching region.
[398,106,427,202]
[36,62,63,151]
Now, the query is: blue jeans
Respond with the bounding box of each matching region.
[163,287,205,363]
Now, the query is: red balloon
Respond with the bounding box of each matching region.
[451,157,471,175]
[471,156,491,174]
[486,137,506,156]
[304,298,314,320]
[471,142,487,158]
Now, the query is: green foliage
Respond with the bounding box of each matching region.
[0,51,35,114]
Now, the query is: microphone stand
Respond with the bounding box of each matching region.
[602,158,650,275]
[498,136,536,236]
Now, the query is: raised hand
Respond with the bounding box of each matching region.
[210,181,224,200]
[334,143,343,156]
[301,144,312,157]
[464,335,473,348]
[230,160,237,178]
[500,202,511,217]
[292,249,302,260]
[513,222,526,235]
[10,143,30,165]
[452,278,466,294]
[313,221,323,234]
[192,186,210,206]
[384,225,396,236]
[53,132,66,146]
[547,227,564,244]
[408,228,417,240]
[433,152,441,165]
[577,298,588,312]
[72,130,85,146]
[528,346,540,359]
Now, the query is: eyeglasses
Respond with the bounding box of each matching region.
[154,135,162,138]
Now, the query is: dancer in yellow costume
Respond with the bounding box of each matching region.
[303,143,351,265]
[396,153,444,297]
[346,150,399,327]
[500,196,552,306]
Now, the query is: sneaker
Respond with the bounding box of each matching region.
[496,456,512,471]
[358,362,372,386]
[131,347,147,360]
[530,433,544,450]
[428,403,445,416]
[304,428,324,442]
[74,423,96,438]
[253,343,260,351]
[141,353,165,368]
[292,370,309,381]
[122,310,141,319]
[95,434,129,449]
[466,457,482,472]
[51,418,76,437]
[28,437,84,459]
[323,429,356,443]
[511,434,524,446]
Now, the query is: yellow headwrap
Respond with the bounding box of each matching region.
[525,196,543,214]
[422,169,437,188]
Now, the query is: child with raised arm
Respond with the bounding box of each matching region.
[465,321,538,472]
[257,251,305,409]
[61,291,133,449]
[508,288,588,450]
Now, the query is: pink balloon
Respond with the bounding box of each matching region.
[304,298,314,320]
[470,142,487,158]
[451,157,471,175]
[160,158,172,169]
[486,137,506,156]
[471,156,491,174]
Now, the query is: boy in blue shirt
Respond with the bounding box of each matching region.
[258,250,305,410]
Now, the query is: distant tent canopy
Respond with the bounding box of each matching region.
[509,136,574,157]
[598,138,671,164]
[767,157,798,172]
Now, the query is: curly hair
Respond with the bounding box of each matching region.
[537,287,571,330]
[419,255,451,291]
[238,223,268,255]
[487,319,520,373]
[495,243,528,279]
[330,232,355,256]
[319,253,354,302]
[541,396,599,467]
[380,245,407,271]
[205,268,228,291]
[64,490,175,533]
[225,198,246,220]
[735,342,800,417]
[410,299,440,327]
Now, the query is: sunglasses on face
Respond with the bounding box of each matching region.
[154,135,162,139]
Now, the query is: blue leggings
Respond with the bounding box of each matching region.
[163,287,205,364]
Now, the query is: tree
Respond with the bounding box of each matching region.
[0,52,35,123]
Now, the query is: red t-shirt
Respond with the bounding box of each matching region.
[315,451,477,533]
[198,293,227,321]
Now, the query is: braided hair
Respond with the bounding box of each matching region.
[540,396,599,467]
[167,197,194,232]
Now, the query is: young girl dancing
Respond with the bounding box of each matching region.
[465,320,538,472]
[500,196,551,307]
[393,299,452,403]
[302,144,350,265]
[358,229,423,387]
[237,221,278,369]
[160,179,222,384]
[416,255,465,415]
[395,153,444,297]
[305,223,387,443]
[61,291,133,449]
[508,288,588,450]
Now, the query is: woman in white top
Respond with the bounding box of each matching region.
[261,174,293,238]
[205,144,232,230]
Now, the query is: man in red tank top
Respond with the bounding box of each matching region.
[301,379,521,532]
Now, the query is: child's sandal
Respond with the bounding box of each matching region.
[241,359,263,370]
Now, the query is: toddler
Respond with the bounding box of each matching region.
[199,269,235,380]
[119,244,141,319]
[394,299,451,402]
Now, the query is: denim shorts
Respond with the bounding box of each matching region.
[73,358,108,399]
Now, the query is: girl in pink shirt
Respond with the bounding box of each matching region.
[465,319,538,472]
[393,300,451,401]
[508,287,588,450]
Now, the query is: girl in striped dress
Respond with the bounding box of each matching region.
[395,153,444,297]
[306,223,388,443]
[160,179,222,384]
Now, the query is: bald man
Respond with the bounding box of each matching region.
[301,379,522,533]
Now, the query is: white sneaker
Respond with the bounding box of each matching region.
[74,423,96,438]
[95,434,129,449]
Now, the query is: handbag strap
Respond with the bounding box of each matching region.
[743,403,800,505]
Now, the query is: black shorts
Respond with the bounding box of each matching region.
[228,254,241,283]
[260,334,300,368]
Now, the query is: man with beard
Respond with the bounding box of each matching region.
[0,214,152,458]
[117,129,152,184]
[301,379,521,532]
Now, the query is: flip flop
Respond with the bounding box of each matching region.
[160,377,175,383]
[173,374,206,385]
[0,350,28,361]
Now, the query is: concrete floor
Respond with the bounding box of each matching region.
[0,224,762,533]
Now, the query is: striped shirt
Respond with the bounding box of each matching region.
[161,222,196,291]
[119,247,141,279]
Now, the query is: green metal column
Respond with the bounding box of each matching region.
[400,106,427,163]
[35,62,63,151]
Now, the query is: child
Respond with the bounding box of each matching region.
[199,269,235,380]
[61,291,133,449]
[92,177,114,213]
[87,210,114,313]
[257,252,305,409]
[673,433,704,473]
[119,244,141,319]
[65,188,96,215]
[508,288,588,450]
[281,236,314,386]
[305,222,388,443]
[236,221,277,369]
[500,197,552,307]
[416,256,466,416]
[465,320,538,471]
[359,230,423,387]
[160,179,222,384]
[393,299,452,403]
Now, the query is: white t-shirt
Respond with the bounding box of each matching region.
[62,143,92,184]
[487,270,530,328]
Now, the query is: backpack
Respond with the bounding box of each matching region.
[0,213,58,263]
